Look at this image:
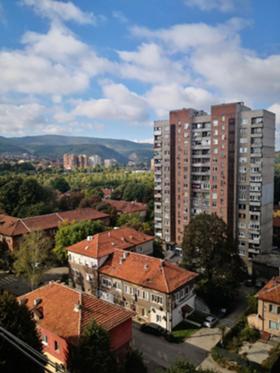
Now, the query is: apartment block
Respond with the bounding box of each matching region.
[154,102,275,264]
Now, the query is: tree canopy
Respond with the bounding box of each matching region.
[50,177,70,193]
[53,220,105,263]
[0,177,56,217]
[162,360,214,373]
[67,320,115,373]
[13,231,53,289]
[182,213,245,310]
[0,291,44,373]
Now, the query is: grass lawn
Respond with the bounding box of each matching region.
[168,321,199,343]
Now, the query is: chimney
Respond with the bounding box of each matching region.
[74,303,82,313]
[33,298,41,306]
[144,263,149,271]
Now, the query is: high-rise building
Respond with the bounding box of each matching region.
[63,153,79,170]
[88,154,102,167]
[154,102,275,265]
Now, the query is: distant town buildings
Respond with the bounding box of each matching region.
[154,102,275,266]
[18,282,133,370]
[0,208,110,251]
[88,154,102,167]
[104,158,118,168]
[67,228,198,331]
[63,153,118,170]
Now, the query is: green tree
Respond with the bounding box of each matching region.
[50,177,70,193]
[0,291,44,373]
[53,220,105,263]
[68,320,115,373]
[13,231,53,289]
[162,359,214,373]
[182,213,245,310]
[120,349,147,373]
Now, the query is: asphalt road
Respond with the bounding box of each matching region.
[132,325,208,371]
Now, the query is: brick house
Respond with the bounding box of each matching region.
[248,277,280,337]
[68,235,198,331]
[18,282,133,371]
[0,208,110,251]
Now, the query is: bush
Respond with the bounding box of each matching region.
[240,326,260,344]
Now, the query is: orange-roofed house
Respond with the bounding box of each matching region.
[0,208,110,251]
[67,230,198,331]
[18,282,133,372]
[248,276,280,337]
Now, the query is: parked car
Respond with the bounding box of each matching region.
[203,316,218,328]
[140,323,167,336]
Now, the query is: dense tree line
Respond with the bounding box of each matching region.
[0,170,154,218]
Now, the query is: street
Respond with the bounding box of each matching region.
[132,325,208,371]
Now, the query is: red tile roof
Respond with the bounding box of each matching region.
[100,249,198,293]
[18,282,133,342]
[257,276,280,304]
[67,227,153,259]
[0,208,109,237]
[105,199,147,214]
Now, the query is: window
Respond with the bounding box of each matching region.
[269,321,279,330]
[151,294,163,304]
[102,278,112,288]
[42,335,48,345]
[54,341,60,351]
[142,291,148,300]
[269,304,280,314]
[156,315,162,323]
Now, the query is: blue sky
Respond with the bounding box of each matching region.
[0,0,279,147]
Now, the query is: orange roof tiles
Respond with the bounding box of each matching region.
[18,282,133,341]
[105,199,147,214]
[100,249,198,293]
[67,227,153,259]
[257,276,280,304]
[0,208,109,237]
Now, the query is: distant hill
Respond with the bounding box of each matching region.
[0,135,153,164]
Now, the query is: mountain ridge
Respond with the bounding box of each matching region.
[0,135,153,164]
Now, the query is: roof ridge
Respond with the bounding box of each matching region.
[56,212,64,221]
[19,218,31,233]
[160,260,170,293]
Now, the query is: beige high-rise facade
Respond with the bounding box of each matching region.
[154,102,275,265]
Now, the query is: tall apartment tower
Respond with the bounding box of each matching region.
[154,102,275,264]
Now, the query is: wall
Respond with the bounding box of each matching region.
[38,326,68,365]
[109,318,132,352]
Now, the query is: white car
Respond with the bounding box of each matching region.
[203,316,218,328]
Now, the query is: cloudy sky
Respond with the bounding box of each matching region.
[0,0,279,147]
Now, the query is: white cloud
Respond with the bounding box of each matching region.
[22,0,95,24]
[0,102,48,136]
[146,84,215,117]
[117,43,189,84]
[268,103,280,150]
[72,82,150,123]
[184,0,249,13]
[112,11,128,24]
[131,18,280,104]
[131,18,248,52]
[0,24,114,96]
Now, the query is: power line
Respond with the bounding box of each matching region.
[0,326,67,373]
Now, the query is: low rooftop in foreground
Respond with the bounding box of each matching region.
[18,282,133,342]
